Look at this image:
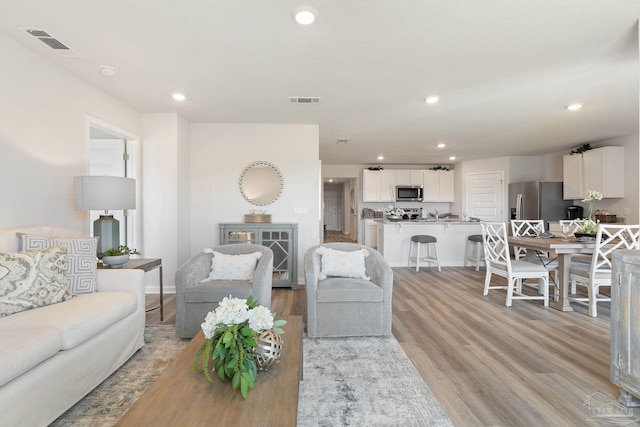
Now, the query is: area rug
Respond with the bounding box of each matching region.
[50,326,452,426]
[298,336,453,427]
[50,325,189,427]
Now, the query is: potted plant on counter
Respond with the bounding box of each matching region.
[100,245,140,268]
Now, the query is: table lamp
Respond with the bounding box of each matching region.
[74,176,136,255]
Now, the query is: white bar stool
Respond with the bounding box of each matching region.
[464,234,484,271]
[408,235,441,272]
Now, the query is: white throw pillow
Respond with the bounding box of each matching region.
[203,249,263,281]
[314,246,370,280]
[0,246,73,317]
[19,234,98,294]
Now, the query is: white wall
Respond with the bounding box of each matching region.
[0,33,140,232]
[189,123,321,284]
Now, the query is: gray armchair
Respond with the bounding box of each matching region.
[175,244,273,338]
[305,243,393,337]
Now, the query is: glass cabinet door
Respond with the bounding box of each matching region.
[226,231,256,243]
[262,230,290,281]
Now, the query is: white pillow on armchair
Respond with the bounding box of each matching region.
[314,246,370,280]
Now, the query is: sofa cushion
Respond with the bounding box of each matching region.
[314,246,370,280]
[0,291,136,350]
[185,280,253,303]
[203,249,263,281]
[19,234,98,294]
[316,278,383,303]
[0,246,73,317]
[0,328,62,387]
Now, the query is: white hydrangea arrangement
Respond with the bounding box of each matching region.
[192,296,286,399]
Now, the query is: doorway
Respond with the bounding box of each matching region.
[322,179,357,243]
[85,116,141,251]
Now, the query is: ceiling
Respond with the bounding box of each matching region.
[1,1,638,165]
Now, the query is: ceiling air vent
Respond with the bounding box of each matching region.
[288,97,321,104]
[23,28,81,57]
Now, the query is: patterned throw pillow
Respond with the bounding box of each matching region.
[314,246,370,280]
[19,235,98,294]
[202,249,263,281]
[0,246,73,317]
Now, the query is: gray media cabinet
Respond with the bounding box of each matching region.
[219,223,298,289]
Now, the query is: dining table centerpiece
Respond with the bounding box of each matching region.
[192,296,286,399]
[575,189,603,236]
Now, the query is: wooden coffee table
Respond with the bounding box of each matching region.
[115,315,302,426]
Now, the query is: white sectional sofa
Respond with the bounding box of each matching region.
[0,228,146,426]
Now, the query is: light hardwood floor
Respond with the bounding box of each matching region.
[146,267,631,426]
[323,229,357,243]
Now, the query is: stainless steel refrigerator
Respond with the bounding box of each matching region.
[508,181,572,228]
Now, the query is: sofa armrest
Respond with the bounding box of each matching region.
[96,269,146,313]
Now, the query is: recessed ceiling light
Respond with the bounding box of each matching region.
[172,93,186,101]
[329,179,333,183]
[99,65,117,77]
[437,143,446,148]
[337,138,348,144]
[567,103,583,111]
[449,156,456,161]
[377,156,384,160]
[425,95,440,104]
[292,6,317,25]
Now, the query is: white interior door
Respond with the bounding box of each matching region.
[466,172,504,221]
[324,191,339,231]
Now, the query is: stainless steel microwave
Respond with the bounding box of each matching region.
[396,186,423,202]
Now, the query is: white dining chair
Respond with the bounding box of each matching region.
[510,219,558,301]
[568,224,640,317]
[482,222,550,307]
[558,219,582,237]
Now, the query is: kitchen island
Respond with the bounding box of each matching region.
[377,220,483,267]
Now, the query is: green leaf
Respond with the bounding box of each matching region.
[240,375,249,399]
[273,319,287,328]
[226,355,238,371]
[241,370,255,390]
[223,330,233,345]
[239,326,254,337]
[216,363,226,381]
[211,344,221,359]
[272,326,284,334]
[232,371,241,390]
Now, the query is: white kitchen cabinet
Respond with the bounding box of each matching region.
[423,170,455,202]
[362,169,396,202]
[563,146,624,199]
[562,154,583,199]
[364,219,378,249]
[396,170,424,187]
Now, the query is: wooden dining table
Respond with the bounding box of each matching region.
[507,235,596,311]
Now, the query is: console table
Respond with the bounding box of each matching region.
[219,223,298,289]
[115,315,302,426]
[98,258,164,320]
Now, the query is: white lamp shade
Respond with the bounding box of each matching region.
[74,176,136,211]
